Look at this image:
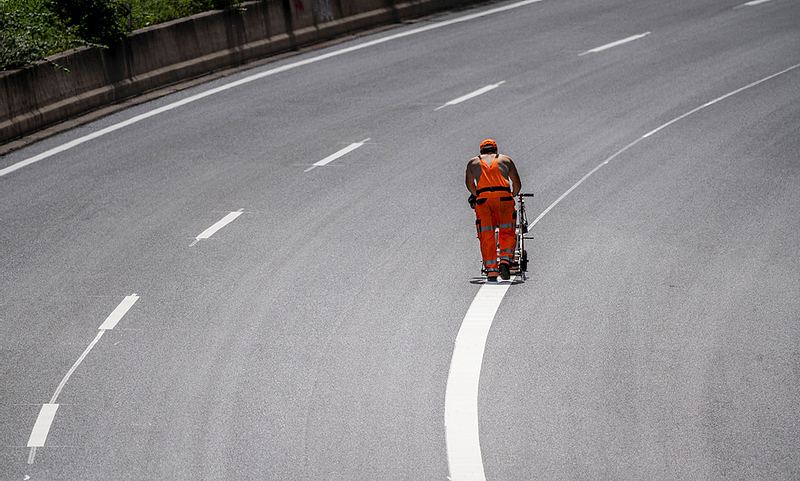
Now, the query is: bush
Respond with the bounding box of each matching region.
[1,0,242,70]
[126,0,240,29]
[0,0,84,70]
[127,0,197,28]
[46,0,130,45]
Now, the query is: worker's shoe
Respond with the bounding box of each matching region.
[499,263,511,280]
[486,275,498,283]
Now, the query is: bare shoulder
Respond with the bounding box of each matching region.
[499,154,515,164]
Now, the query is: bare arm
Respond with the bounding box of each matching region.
[465,158,479,195]
[507,157,522,196]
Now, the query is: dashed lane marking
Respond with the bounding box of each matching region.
[304,139,370,172]
[0,0,546,178]
[736,0,774,7]
[579,32,651,56]
[435,82,506,111]
[26,404,59,448]
[97,294,139,330]
[190,209,244,246]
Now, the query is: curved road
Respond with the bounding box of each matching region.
[1,0,799,479]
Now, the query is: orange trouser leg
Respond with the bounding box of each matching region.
[496,197,517,266]
[475,196,516,275]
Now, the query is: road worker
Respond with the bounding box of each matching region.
[465,139,522,282]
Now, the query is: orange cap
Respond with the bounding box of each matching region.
[479,138,498,152]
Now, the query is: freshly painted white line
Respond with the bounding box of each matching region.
[445,281,512,481]
[435,81,506,111]
[30,331,103,464]
[192,209,244,244]
[28,294,140,463]
[27,404,59,447]
[98,294,139,330]
[49,330,105,405]
[579,32,651,56]
[444,62,800,481]
[529,139,638,227]
[0,0,545,178]
[532,63,799,227]
[740,0,773,6]
[27,295,140,464]
[304,138,370,172]
[642,63,800,138]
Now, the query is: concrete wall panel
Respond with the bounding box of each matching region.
[0,0,470,145]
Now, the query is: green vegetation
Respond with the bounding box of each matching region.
[0,0,84,69]
[47,0,129,45]
[128,0,242,29]
[1,0,241,70]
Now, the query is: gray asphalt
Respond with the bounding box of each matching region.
[1,0,799,479]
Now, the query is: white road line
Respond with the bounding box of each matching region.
[641,63,800,139]
[529,139,638,226]
[738,0,773,6]
[191,209,244,245]
[97,294,139,330]
[578,32,651,56]
[304,138,370,172]
[27,295,139,463]
[531,63,799,227]
[49,330,106,405]
[445,281,512,481]
[27,404,59,448]
[28,331,104,464]
[0,0,546,178]
[445,62,800,481]
[435,81,506,111]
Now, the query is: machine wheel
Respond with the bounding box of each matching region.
[520,249,528,272]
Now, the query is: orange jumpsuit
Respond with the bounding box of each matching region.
[474,154,516,277]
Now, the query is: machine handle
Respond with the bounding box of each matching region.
[519,193,534,197]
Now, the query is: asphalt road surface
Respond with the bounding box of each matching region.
[1,0,799,479]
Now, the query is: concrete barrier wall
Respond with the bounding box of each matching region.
[0,0,476,145]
